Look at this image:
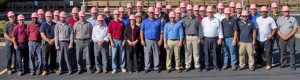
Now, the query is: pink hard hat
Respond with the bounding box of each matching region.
[119,7,125,12]
[187,5,193,10]
[180,2,186,8]
[169,11,175,18]
[217,3,224,9]
[37,9,44,14]
[127,3,133,8]
[53,10,60,16]
[97,15,104,20]
[250,4,257,9]
[206,6,214,12]
[45,11,52,17]
[72,7,79,13]
[129,14,136,20]
[166,5,172,10]
[236,3,242,9]
[229,2,235,8]
[17,14,25,20]
[104,7,110,12]
[59,11,67,17]
[241,10,248,16]
[199,6,205,11]
[7,11,15,17]
[148,7,155,12]
[135,13,142,17]
[193,5,199,11]
[31,12,38,18]
[78,11,85,17]
[282,6,289,11]
[156,2,162,8]
[113,10,120,15]
[271,2,278,8]
[91,7,98,13]
[260,6,268,12]
[224,8,231,14]
[155,8,160,14]
[136,1,143,7]
[175,7,181,13]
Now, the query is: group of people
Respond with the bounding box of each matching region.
[3,1,298,76]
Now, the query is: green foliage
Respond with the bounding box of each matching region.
[0,20,6,37]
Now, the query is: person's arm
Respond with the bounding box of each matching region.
[198,20,204,43]
[270,19,278,39]
[103,28,110,42]
[92,27,97,43]
[286,18,299,39]
[3,22,13,41]
[107,23,114,46]
[140,21,146,46]
[179,24,184,47]
[69,27,74,48]
[124,27,131,45]
[40,24,51,43]
[233,21,239,45]
[12,27,18,49]
[217,20,223,45]
[252,22,257,45]
[54,24,59,47]
[158,21,164,46]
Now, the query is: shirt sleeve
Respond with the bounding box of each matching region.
[3,22,9,34]
[198,19,204,39]
[140,20,145,31]
[292,17,299,28]
[233,20,239,31]
[39,23,45,33]
[54,23,59,46]
[218,20,224,38]
[107,22,112,34]
[163,24,168,39]
[69,26,74,45]
[92,27,97,42]
[270,18,277,29]
[179,24,184,39]
[103,28,109,42]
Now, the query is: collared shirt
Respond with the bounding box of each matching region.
[87,17,108,27]
[3,21,17,46]
[107,20,125,39]
[125,25,140,42]
[12,24,28,43]
[197,16,203,22]
[202,17,224,38]
[214,13,226,21]
[92,25,109,42]
[181,12,187,19]
[103,14,113,25]
[121,17,130,27]
[221,17,238,38]
[40,22,56,40]
[256,16,277,41]
[74,21,93,40]
[238,20,256,43]
[68,17,79,28]
[140,18,163,40]
[233,14,242,21]
[269,12,281,21]
[54,21,74,46]
[182,16,203,38]
[37,19,46,24]
[277,16,299,35]
[248,12,261,23]
[164,21,184,40]
[27,22,41,41]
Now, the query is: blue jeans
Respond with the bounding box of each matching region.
[28,41,42,72]
[16,42,28,72]
[222,37,237,66]
[111,39,125,69]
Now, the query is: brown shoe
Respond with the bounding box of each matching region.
[166,69,171,73]
[103,70,108,73]
[42,71,47,76]
[95,70,101,74]
[222,64,228,70]
[176,69,182,73]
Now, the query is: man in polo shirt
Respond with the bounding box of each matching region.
[108,10,126,74]
[136,1,148,19]
[221,8,238,70]
[40,11,57,76]
[270,2,281,66]
[277,6,298,70]
[214,3,225,21]
[174,7,185,69]
[164,12,184,73]
[27,12,42,76]
[73,11,93,74]
[182,5,203,72]
[237,10,257,71]
[140,7,163,73]
[180,2,187,18]
[12,14,28,76]
[248,4,261,23]
[37,9,46,24]
[54,11,74,75]
[119,7,130,27]
[3,11,17,75]
[234,3,243,20]
[68,7,79,28]
[255,6,277,70]
[202,6,223,71]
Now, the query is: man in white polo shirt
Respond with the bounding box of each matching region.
[255,6,277,70]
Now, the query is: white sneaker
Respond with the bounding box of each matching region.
[111,69,117,74]
[121,69,127,73]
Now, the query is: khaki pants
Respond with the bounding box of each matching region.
[239,42,255,68]
[185,36,200,68]
[166,40,181,70]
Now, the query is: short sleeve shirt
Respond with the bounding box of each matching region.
[255,16,277,41]
[40,22,56,39]
[277,16,299,35]
[3,21,17,46]
[238,21,257,43]
[221,18,238,38]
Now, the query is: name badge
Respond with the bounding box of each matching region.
[248,23,251,26]
[229,22,231,24]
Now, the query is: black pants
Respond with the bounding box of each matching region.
[126,45,139,71]
[279,37,295,66]
[256,39,273,65]
[5,45,16,70]
[204,37,218,69]
[42,43,57,72]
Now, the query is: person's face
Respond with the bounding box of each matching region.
[73,13,78,18]
[98,20,103,25]
[91,13,98,17]
[199,10,206,16]
[242,16,248,22]
[136,16,142,23]
[60,17,66,22]
[54,15,59,20]
[225,13,230,18]
[167,9,172,13]
[283,11,289,17]
[250,9,257,14]
[31,17,37,22]
[230,7,235,13]
[120,12,124,18]
[130,19,135,25]
[38,14,44,20]
[181,7,186,12]
[262,11,268,17]
[157,8,162,12]
[272,7,278,13]
[79,16,85,21]
[18,19,24,25]
[45,16,52,22]
[176,13,181,18]
[127,8,132,13]
[194,10,199,15]
[8,16,14,22]
[114,14,119,20]
[218,8,224,13]
[169,17,175,22]
[236,8,242,13]
[187,10,193,17]
[105,12,110,15]
[207,12,213,17]
[137,7,143,12]
[148,12,155,19]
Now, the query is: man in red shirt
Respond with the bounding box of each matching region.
[108,10,126,74]
[68,7,79,28]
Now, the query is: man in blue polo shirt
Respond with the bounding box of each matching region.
[248,4,261,23]
[140,7,163,73]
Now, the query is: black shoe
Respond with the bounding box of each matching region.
[280,65,286,68]
[144,69,150,73]
[155,69,160,73]
[185,68,191,72]
[77,69,82,74]
[166,69,171,73]
[197,68,202,72]
[291,66,296,70]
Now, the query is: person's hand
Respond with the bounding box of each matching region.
[158,40,163,46]
[177,41,182,47]
[110,42,115,47]
[164,43,168,49]
[122,41,125,46]
[128,41,132,46]
[232,40,237,46]
[267,35,273,40]
[56,46,60,50]
[217,39,222,45]
[49,39,55,45]
[252,41,256,46]
[132,40,138,46]
[14,44,18,50]
[68,45,73,49]
[141,40,146,46]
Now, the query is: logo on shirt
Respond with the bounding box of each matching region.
[228,22,231,24]
[248,23,251,26]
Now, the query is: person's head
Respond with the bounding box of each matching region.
[127,3,133,14]
[260,6,268,18]
[118,7,125,17]
[53,10,60,21]
[72,7,79,19]
[154,8,160,18]
[97,15,104,26]
[136,1,143,12]
[37,9,44,20]
[147,7,155,19]
[59,11,67,22]
[129,15,136,25]
[175,8,181,19]
[113,10,120,20]
[224,8,231,19]
[31,12,38,22]
[235,3,242,14]
[169,11,175,23]
[271,2,278,13]
[282,6,290,17]
[17,14,25,25]
[90,7,99,18]
[156,2,162,12]
[135,13,142,23]
[45,11,53,22]
[180,2,186,12]
[250,4,257,14]
[199,6,206,17]
[166,5,172,13]
[78,11,86,21]
[241,10,249,22]
[104,7,110,15]
[187,5,193,17]
[229,2,235,14]
[217,3,224,13]
[206,6,214,18]
[7,11,15,22]
[193,5,199,16]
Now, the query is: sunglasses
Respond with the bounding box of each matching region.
[242,16,248,18]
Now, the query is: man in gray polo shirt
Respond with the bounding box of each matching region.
[276,6,298,70]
